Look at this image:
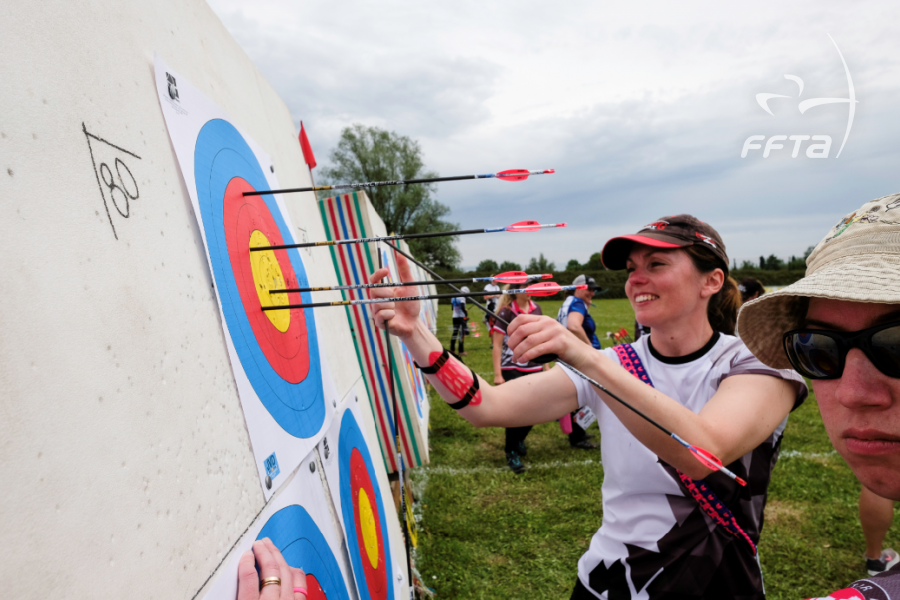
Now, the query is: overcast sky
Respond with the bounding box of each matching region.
[206,0,900,269]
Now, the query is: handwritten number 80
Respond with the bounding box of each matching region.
[100,158,139,218]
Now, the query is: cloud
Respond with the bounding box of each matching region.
[206,0,900,267]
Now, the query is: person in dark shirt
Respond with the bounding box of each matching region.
[491,288,545,473]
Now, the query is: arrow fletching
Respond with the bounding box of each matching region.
[495,168,556,181]
[495,169,531,181]
[492,271,529,284]
[504,220,568,232]
[671,435,747,486]
[521,282,586,297]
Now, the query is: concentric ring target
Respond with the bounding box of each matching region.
[339,411,394,600]
[257,505,352,600]
[194,119,324,437]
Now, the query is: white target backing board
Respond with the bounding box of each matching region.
[154,55,338,499]
[0,1,367,597]
[201,449,356,600]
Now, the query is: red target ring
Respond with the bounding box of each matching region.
[350,449,387,600]
[223,177,310,383]
[306,574,326,600]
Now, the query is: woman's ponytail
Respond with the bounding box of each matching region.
[684,245,741,335]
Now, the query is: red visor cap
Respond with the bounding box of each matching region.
[600,214,728,271]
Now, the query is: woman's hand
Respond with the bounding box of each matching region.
[507,314,593,367]
[368,252,424,339]
[237,538,308,600]
[494,374,506,385]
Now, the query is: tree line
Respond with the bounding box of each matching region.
[317,124,813,299]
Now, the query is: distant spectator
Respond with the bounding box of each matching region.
[859,486,899,575]
[557,275,601,450]
[634,321,651,341]
[483,281,501,339]
[450,286,469,356]
[491,286,544,473]
[738,277,765,303]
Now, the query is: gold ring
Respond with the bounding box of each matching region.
[260,577,282,589]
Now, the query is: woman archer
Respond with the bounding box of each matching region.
[368,214,807,599]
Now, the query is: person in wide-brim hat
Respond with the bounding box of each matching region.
[738,192,900,583]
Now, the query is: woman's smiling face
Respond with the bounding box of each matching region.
[624,245,718,328]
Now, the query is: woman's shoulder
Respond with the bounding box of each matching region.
[712,333,809,407]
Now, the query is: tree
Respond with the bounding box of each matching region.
[499,260,522,272]
[527,253,556,272]
[476,259,499,273]
[320,124,460,268]
[565,259,582,271]
[739,260,756,270]
[586,252,605,270]
[761,254,785,270]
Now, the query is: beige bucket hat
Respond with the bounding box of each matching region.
[737,192,900,369]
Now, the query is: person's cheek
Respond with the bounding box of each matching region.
[813,381,846,450]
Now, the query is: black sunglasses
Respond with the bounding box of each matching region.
[783,321,900,380]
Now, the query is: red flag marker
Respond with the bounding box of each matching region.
[298,121,316,169]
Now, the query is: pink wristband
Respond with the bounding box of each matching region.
[293,587,308,597]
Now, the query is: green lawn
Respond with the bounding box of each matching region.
[411,298,900,599]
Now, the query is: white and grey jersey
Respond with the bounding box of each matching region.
[561,333,807,599]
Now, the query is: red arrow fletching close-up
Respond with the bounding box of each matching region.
[492,271,529,284]
[495,169,531,181]
[505,220,542,232]
[689,446,747,486]
[522,282,585,296]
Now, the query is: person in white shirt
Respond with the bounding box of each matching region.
[483,281,501,340]
[449,286,469,356]
[367,214,805,599]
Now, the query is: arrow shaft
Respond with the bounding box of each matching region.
[262,286,576,311]
[242,170,553,198]
[249,222,561,252]
[252,227,489,252]
[243,174,481,197]
[270,275,537,295]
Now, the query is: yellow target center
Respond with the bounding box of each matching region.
[358,488,380,569]
[249,230,290,333]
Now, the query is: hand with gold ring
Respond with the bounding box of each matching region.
[237,538,308,600]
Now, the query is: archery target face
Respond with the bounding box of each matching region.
[194,119,325,438]
[257,505,352,600]
[339,411,394,600]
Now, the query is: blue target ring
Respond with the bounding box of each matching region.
[339,410,394,600]
[194,119,324,437]
[258,505,352,600]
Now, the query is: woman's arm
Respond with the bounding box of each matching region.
[507,314,798,479]
[368,255,580,428]
[492,331,505,385]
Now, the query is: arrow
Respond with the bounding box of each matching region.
[269,271,552,295]
[556,364,746,485]
[242,168,556,197]
[371,242,746,486]
[249,220,567,252]
[262,282,584,311]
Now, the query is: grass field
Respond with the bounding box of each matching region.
[411,298,900,599]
